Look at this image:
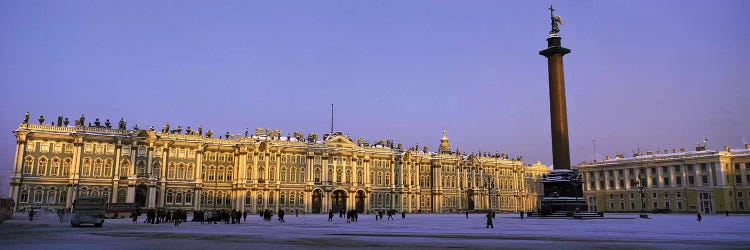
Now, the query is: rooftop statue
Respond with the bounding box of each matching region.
[23,112,30,124]
[549,5,563,36]
[118,118,126,130]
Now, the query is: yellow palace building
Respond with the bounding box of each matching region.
[578,145,750,214]
[8,114,549,213]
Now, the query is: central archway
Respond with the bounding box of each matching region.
[312,189,322,214]
[355,190,366,213]
[332,190,347,212]
[135,184,148,208]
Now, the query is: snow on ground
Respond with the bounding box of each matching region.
[1,212,748,249]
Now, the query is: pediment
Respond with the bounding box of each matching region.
[324,135,358,148]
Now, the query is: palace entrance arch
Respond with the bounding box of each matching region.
[355,190,366,213]
[312,189,322,214]
[332,190,347,212]
[135,184,148,208]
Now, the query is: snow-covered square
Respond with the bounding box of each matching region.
[1,212,749,249]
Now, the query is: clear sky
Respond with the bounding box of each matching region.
[1,1,748,196]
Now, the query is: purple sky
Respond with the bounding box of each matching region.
[1,1,748,196]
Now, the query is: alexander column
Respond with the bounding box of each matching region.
[539,5,571,170]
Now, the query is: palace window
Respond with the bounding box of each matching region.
[290,167,296,182]
[20,189,29,203]
[93,159,103,177]
[357,170,363,185]
[166,190,174,204]
[246,165,253,180]
[186,164,194,180]
[268,192,275,205]
[280,168,287,182]
[120,160,130,178]
[84,144,93,154]
[257,193,263,205]
[385,172,391,185]
[23,156,34,175]
[50,158,60,176]
[226,168,233,181]
[177,164,186,180]
[298,192,304,206]
[269,167,275,181]
[279,192,286,205]
[82,158,92,177]
[314,168,321,182]
[37,157,48,176]
[104,159,113,177]
[95,144,104,154]
[299,168,305,182]
[26,142,36,152]
[34,189,44,203]
[175,192,183,204]
[289,193,295,206]
[245,193,252,205]
[54,143,62,154]
[218,167,225,181]
[346,170,351,183]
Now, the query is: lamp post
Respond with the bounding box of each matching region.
[635,171,648,219]
[484,176,494,211]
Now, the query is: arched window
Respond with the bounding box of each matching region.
[314,168,321,182]
[290,167,296,182]
[370,172,374,185]
[385,172,391,185]
[118,189,126,203]
[186,164,194,180]
[175,192,183,204]
[257,193,264,205]
[268,192,275,205]
[385,193,391,206]
[137,161,147,176]
[177,163,185,180]
[377,172,383,185]
[23,157,34,175]
[185,191,193,204]
[279,192,286,205]
[346,170,351,183]
[208,166,216,181]
[280,167,287,182]
[82,158,91,177]
[168,163,176,180]
[104,159,113,177]
[289,193,295,205]
[300,168,305,183]
[34,189,44,203]
[37,157,48,176]
[93,159,103,177]
[258,166,266,181]
[225,193,231,205]
[245,192,252,205]
[269,167,275,181]
[336,169,342,183]
[217,193,224,205]
[91,189,100,198]
[120,160,130,178]
[218,166,225,182]
[226,168,233,181]
[298,192,304,206]
[102,188,110,202]
[63,158,71,177]
[50,158,61,176]
[166,189,174,204]
[357,170,363,184]
[47,189,57,204]
[20,188,29,203]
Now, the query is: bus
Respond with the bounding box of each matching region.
[105,203,139,218]
[0,198,14,223]
[71,196,106,227]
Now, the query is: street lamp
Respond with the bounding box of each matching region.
[635,171,648,219]
[484,176,494,211]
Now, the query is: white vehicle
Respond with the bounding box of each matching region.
[71,196,106,227]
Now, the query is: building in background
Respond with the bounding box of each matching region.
[8,115,549,213]
[578,145,750,214]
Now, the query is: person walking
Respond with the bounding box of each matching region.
[401,211,406,219]
[328,209,334,222]
[243,210,248,222]
[697,213,702,222]
[486,211,494,228]
[465,210,469,219]
[520,211,524,220]
[28,209,34,222]
[131,211,138,224]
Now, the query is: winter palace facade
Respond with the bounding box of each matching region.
[8,116,549,214]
